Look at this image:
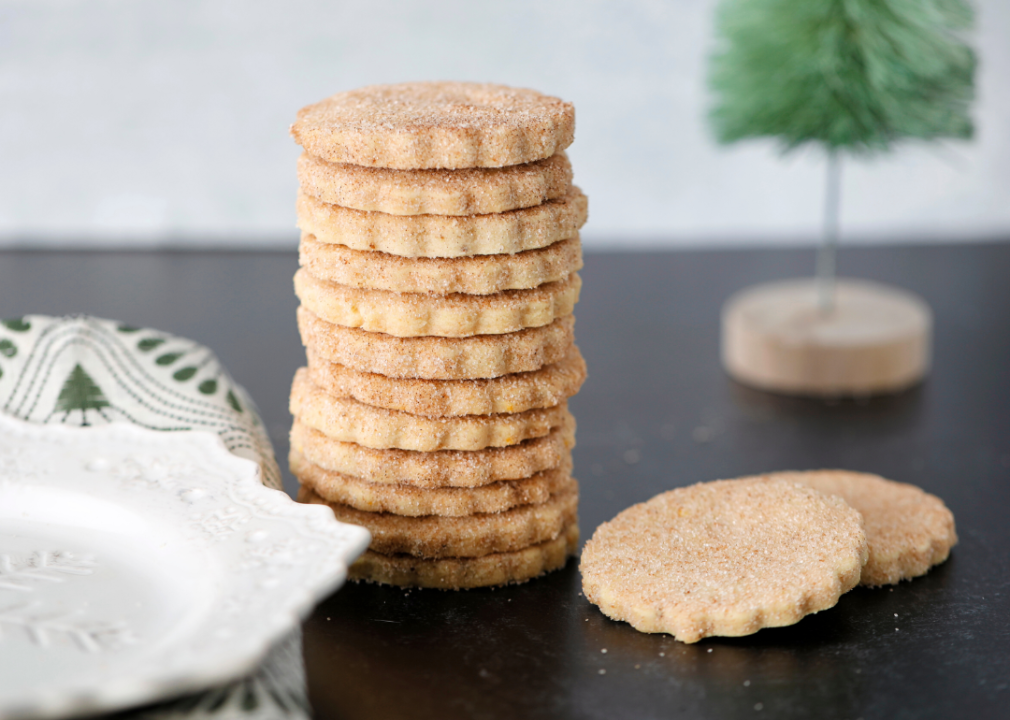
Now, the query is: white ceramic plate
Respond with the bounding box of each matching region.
[0,413,371,720]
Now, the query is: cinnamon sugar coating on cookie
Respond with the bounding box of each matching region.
[294,268,580,338]
[291,82,575,169]
[762,470,957,586]
[291,369,569,451]
[580,478,867,643]
[297,151,571,216]
[298,308,575,380]
[290,416,575,488]
[299,234,583,296]
[297,186,587,258]
[294,186,589,260]
[349,522,579,589]
[298,478,578,558]
[292,449,572,517]
[306,344,585,417]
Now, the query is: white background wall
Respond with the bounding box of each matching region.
[1,0,1007,249]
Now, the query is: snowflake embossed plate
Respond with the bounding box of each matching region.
[0,413,371,720]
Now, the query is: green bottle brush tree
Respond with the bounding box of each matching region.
[709,0,975,312]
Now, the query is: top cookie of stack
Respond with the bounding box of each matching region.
[289,82,588,589]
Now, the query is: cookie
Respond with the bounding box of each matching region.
[762,470,956,586]
[349,522,580,589]
[290,82,575,170]
[290,414,575,489]
[294,268,580,338]
[305,344,585,417]
[292,449,572,517]
[298,307,575,380]
[580,478,867,643]
[299,234,583,296]
[296,186,587,258]
[291,369,568,451]
[297,151,571,216]
[298,478,579,558]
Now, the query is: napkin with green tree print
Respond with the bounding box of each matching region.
[0,314,281,490]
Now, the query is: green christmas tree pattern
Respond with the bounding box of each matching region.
[55,364,110,425]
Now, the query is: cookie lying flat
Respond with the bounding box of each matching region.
[291,81,575,169]
[297,151,571,216]
[292,449,572,517]
[298,308,575,380]
[299,234,583,295]
[349,522,580,589]
[295,268,580,338]
[290,415,575,489]
[291,369,568,451]
[580,478,867,643]
[296,186,587,258]
[299,479,579,558]
[306,344,585,417]
[763,470,956,586]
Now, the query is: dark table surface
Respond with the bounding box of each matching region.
[1,243,1008,720]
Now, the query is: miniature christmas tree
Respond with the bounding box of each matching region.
[710,0,975,309]
[708,0,975,396]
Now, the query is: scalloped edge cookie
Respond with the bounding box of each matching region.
[290,82,575,170]
[298,307,575,380]
[580,478,867,643]
[298,478,579,558]
[349,522,580,589]
[292,450,573,517]
[289,414,575,489]
[297,151,571,216]
[291,369,568,451]
[295,268,580,338]
[296,186,588,258]
[305,344,585,417]
[299,234,583,296]
[760,470,957,586]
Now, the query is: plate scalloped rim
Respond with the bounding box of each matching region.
[0,412,371,720]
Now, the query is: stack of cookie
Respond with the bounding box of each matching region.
[287,82,588,589]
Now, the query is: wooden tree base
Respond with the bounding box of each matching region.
[721,279,931,397]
